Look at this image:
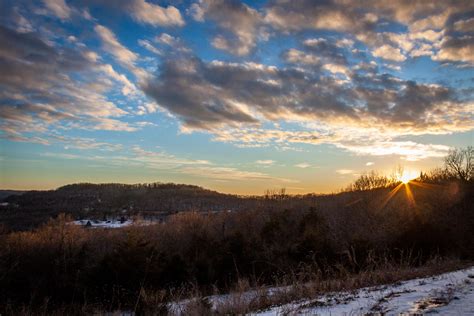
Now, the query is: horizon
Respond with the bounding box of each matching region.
[0,164,440,195]
[0,163,426,194]
[1,0,473,195]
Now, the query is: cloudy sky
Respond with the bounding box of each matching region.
[0,0,473,194]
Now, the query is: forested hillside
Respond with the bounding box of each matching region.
[0,183,261,230]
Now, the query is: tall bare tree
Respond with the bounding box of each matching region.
[444,146,473,181]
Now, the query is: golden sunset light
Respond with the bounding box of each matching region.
[0,0,473,314]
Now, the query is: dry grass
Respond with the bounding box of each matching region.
[171,257,470,315]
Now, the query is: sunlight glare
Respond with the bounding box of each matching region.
[399,170,418,184]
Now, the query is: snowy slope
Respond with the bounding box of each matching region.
[256,266,474,315]
[169,266,474,315]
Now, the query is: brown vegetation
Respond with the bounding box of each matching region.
[0,176,473,314]
[0,148,473,314]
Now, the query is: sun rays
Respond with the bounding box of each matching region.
[379,182,405,210]
[379,170,420,210]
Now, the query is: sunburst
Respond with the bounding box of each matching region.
[398,170,418,184]
[379,170,419,210]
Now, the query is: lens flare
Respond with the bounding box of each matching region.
[399,170,418,184]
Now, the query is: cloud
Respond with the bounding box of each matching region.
[128,0,184,26]
[435,36,474,64]
[180,166,294,182]
[410,43,434,57]
[138,39,162,55]
[256,159,275,165]
[95,25,137,68]
[49,135,124,151]
[42,0,72,20]
[323,63,350,76]
[3,0,474,168]
[183,0,474,64]
[155,33,179,46]
[409,12,450,32]
[128,146,210,168]
[95,24,148,80]
[144,51,470,135]
[337,141,451,161]
[191,0,264,55]
[336,169,355,175]
[10,8,35,33]
[188,3,205,21]
[264,0,367,33]
[142,58,266,129]
[372,44,406,62]
[153,33,190,53]
[366,162,374,166]
[283,38,350,74]
[136,102,160,115]
[138,24,473,160]
[283,49,320,65]
[84,0,183,26]
[39,145,212,171]
[196,0,473,62]
[98,64,138,96]
[40,143,294,182]
[454,18,474,33]
[295,163,311,168]
[0,25,137,142]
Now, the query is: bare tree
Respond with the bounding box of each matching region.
[345,171,394,191]
[444,146,473,181]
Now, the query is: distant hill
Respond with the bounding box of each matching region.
[0,181,401,231]
[0,182,261,230]
[0,190,25,200]
[0,180,396,232]
[8,180,462,232]
[4,182,253,212]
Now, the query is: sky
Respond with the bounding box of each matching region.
[0,0,473,194]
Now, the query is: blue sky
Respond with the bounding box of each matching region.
[0,0,473,194]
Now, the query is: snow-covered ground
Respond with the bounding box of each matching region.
[257,266,474,315]
[170,266,474,315]
[72,218,160,228]
[72,219,133,228]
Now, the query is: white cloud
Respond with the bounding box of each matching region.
[95,25,137,67]
[336,169,355,175]
[410,43,434,57]
[95,24,147,79]
[188,3,205,22]
[42,0,71,20]
[295,163,311,168]
[323,63,350,76]
[138,39,162,55]
[338,141,451,161]
[99,64,137,96]
[284,49,320,64]
[372,44,406,62]
[128,0,184,26]
[256,159,275,165]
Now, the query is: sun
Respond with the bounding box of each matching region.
[399,170,418,184]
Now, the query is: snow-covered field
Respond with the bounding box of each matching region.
[170,266,474,315]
